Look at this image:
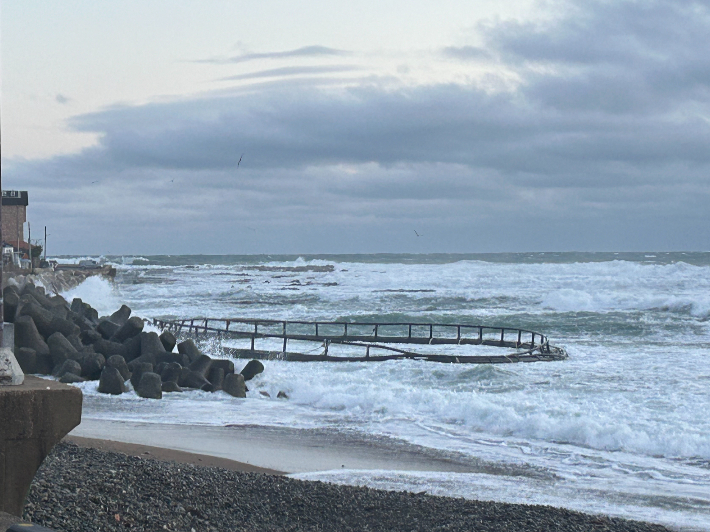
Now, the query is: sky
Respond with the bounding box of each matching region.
[2,0,709,255]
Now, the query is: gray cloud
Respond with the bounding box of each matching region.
[219,65,360,81]
[198,45,349,65]
[4,0,710,254]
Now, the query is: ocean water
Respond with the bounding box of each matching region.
[54,253,710,530]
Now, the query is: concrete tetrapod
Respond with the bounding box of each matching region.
[0,375,82,517]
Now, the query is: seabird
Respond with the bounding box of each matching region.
[414,230,422,237]
[237,154,244,167]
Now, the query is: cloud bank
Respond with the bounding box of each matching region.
[5,0,710,254]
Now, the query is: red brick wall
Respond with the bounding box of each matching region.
[1,205,26,246]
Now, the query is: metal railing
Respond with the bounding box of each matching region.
[152,317,567,364]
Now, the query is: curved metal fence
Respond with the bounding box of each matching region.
[152,317,568,364]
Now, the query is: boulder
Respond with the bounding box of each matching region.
[106,355,131,381]
[66,334,83,351]
[109,305,132,326]
[92,339,127,360]
[122,334,142,362]
[59,372,86,384]
[141,332,170,361]
[136,372,162,399]
[277,391,289,399]
[240,359,265,382]
[53,359,82,379]
[80,329,102,346]
[223,373,246,398]
[47,332,80,368]
[15,347,37,374]
[161,381,183,393]
[207,367,225,390]
[160,362,182,383]
[177,339,203,363]
[98,366,127,395]
[14,316,50,357]
[209,358,235,375]
[71,298,99,324]
[17,299,54,338]
[110,316,144,343]
[96,319,120,340]
[189,354,213,377]
[129,362,153,389]
[181,370,210,390]
[177,367,191,387]
[155,351,184,366]
[71,312,96,332]
[159,330,177,353]
[47,315,80,339]
[80,352,106,380]
[3,287,20,323]
[35,353,54,375]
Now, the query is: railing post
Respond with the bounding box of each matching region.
[429,324,433,339]
[344,323,348,337]
[250,335,255,350]
[457,326,461,341]
[374,324,379,338]
[408,324,412,338]
[517,330,522,347]
[315,323,319,336]
[478,327,483,343]
[226,320,230,332]
[283,321,287,337]
[189,319,194,334]
[500,328,505,344]
[283,337,287,352]
[531,333,535,347]
[366,346,370,358]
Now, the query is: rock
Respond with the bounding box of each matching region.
[129,362,153,389]
[17,299,54,338]
[15,347,37,374]
[66,334,83,351]
[80,352,105,380]
[206,367,225,391]
[35,353,54,375]
[277,391,289,399]
[53,359,82,379]
[14,316,50,357]
[160,362,182,384]
[181,370,210,390]
[98,366,127,395]
[59,372,86,384]
[0,348,24,385]
[47,332,80,368]
[222,373,246,398]
[141,332,167,359]
[136,372,162,399]
[109,304,132,326]
[177,339,203,363]
[155,351,184,366]
[240,359,264,382]
[161,381,183,393]
[259,391,271,398]
[71,298,99,324]
[159,330,177,353]
[96,319,120,340]
[3,287,20,323]
[189,355,213,377]
[71,312,96,332]
[177,367,191,387]
[92,339,127,360]
[155,362,168,376]
[106,355,131,381]
[210,359,235,375]
[48,315,80,339]
[110,316,144,343]
[80,329,102,345]
[122,334,142,362]
[201,383,220,392]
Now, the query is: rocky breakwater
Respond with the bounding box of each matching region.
[5,281,265,400]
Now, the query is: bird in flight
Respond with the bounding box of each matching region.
[237,154,244,168]
[91,180,99,184]
[414,230,422,237]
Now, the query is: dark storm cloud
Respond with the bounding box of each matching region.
[198,45,350,64]
[5,0,710,253]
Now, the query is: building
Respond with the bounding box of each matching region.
[1,190,29,249]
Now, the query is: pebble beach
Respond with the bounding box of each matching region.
[24,441,672,532]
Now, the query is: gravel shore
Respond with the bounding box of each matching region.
[25,442,671,532]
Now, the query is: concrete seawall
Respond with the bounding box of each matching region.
[2,266,116,294]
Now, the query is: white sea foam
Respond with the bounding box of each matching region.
[62,254,710,528]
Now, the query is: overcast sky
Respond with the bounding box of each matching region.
[2,0,709,255]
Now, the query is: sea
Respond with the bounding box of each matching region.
[52,252,709,530]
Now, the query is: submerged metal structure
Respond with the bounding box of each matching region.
[153,317,568,364]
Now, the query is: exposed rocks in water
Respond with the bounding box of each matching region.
[9,280,265,401]
[245,264,335,272]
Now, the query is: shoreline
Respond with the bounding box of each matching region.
[25,440,672,532]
